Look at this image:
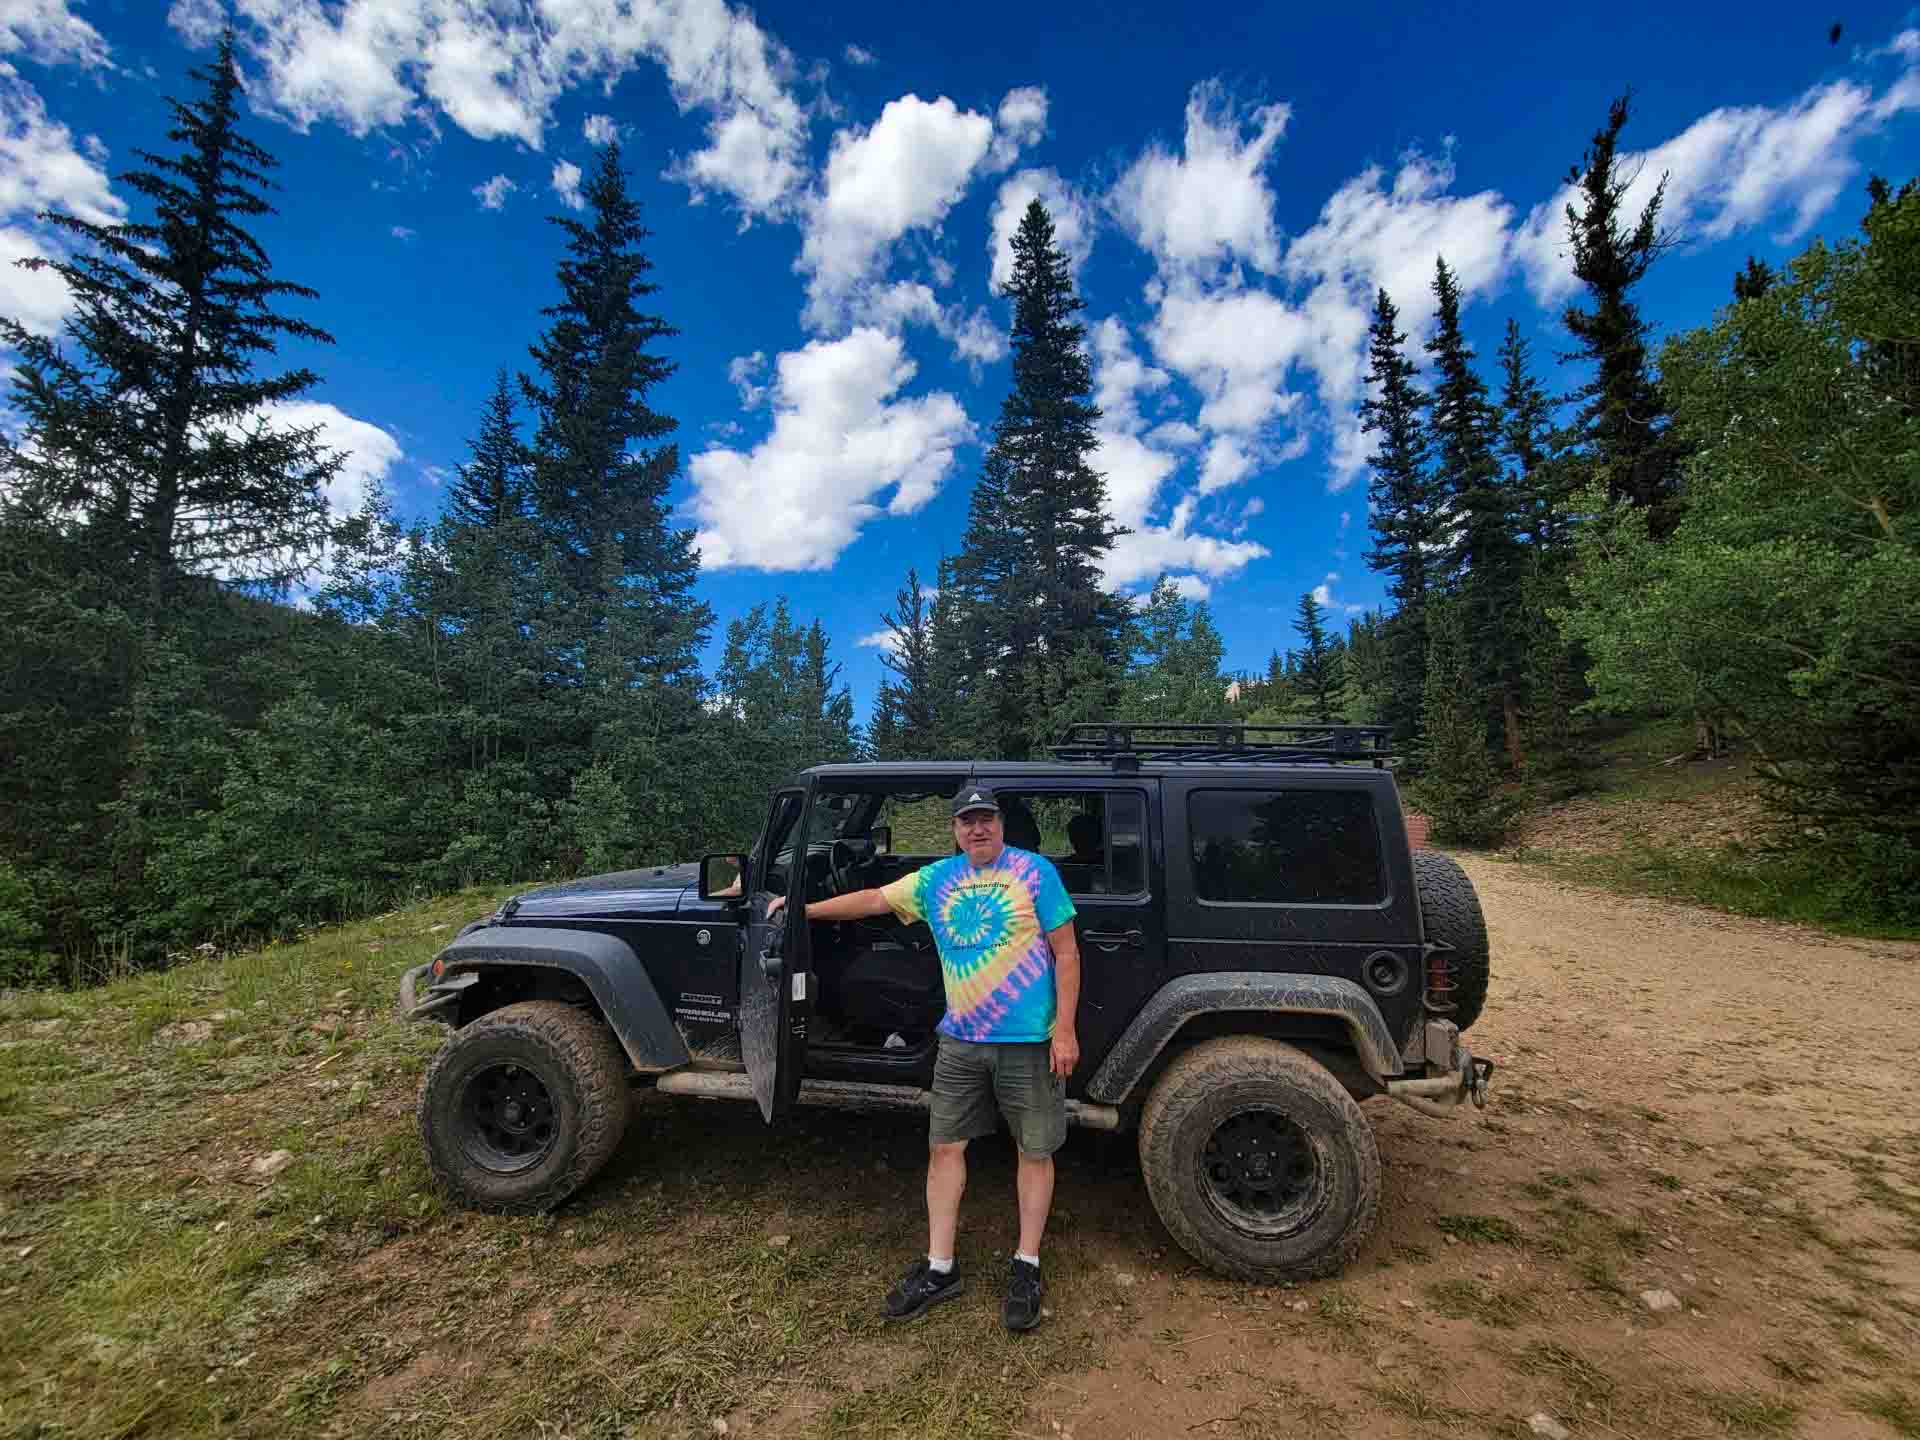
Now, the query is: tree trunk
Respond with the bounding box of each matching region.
[1502,685,1526,772]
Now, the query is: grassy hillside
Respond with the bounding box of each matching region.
[1503,716,1918,940]
[0,890,1128,1439]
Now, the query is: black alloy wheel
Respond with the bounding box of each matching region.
[460,1061,558,1173]
[1199,1106,1327,1237]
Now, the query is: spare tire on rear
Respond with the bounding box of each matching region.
[1412,850,1490,1031]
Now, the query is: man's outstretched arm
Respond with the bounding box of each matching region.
[766,889,894,922]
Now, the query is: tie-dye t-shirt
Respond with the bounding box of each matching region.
[879,847,1077,1043]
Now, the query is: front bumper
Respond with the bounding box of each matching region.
[396,962,474,1025]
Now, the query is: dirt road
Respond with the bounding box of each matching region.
[1017,855,1920,1439]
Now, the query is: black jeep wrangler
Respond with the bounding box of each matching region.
[400,723,1493,1281]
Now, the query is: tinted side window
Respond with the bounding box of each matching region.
[1189,789,1382,905]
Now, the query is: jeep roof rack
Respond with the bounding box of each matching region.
[1048,722,1395,771]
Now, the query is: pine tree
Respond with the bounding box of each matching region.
[425,373,544,773]
[1292,591,1345,723]
[520,143,710,794]
[1562,93,1685,536]
[1126,578,1229,722]
[1413,599,1514,846]
[1427,257,1528,767]
[872,566,940,759]
[0,29,342,897]
[1495,320,1568,551]
[1341,611,1390,725]
[448,370,527,529]
[1358,287,1436,743]
[951,199,1125,757]
[1731,256,1776,302]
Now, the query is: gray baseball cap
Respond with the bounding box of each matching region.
[951,784,1001,817]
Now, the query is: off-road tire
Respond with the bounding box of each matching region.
[418,1000,629,1214]
[1137,1037,1380,1282]
[1412,850,1491,1031]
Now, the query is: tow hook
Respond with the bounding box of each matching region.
[1469,1055,1495,1109]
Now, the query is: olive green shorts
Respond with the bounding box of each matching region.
[929,1036,1068,1156]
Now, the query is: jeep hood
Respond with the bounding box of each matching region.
[506,860,700,918]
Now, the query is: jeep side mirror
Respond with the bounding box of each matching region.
[870,825,892,856]
[699,852,749,901]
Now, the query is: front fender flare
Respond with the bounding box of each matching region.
[435,925,691,1073]
[1085,972,1403,1104]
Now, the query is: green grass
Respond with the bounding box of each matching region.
[1507,1341,1617,1406]
[0,888,1145,1440]
[1852,1385,1920,1438]
[1424,1278,1539,1329]
[1694,1387,1801,1436]
[1507,841,1920,940]
[1436,1213,1524,1245]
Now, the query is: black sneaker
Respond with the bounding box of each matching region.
[882,1258,964,1322]
[1003,1258,1044,1332]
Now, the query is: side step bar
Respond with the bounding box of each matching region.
[654,1068,1123,1131]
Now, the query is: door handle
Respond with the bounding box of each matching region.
[1082,928,1144,948]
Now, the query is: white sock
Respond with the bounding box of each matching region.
[927,1255,953,1274]
[1015,1251,1040,1269]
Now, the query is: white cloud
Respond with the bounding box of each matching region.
[472,173,515,209]
[1198,437,1256,495]
[0,70,124,337]
[1310,572,1371,616]
[0,224,76,336]
[1267,147,1515,489]
[1110,80,1289,274]
[260,399,404,521]
[843,43,875,67]
[799,93,993,327]
[1167,574,1211,601]
[856,626,896,651]
[1284,148,1511,379]
[1104,495,1268,590]
[582,112,619,145]
[3,0,112,68]
[727,349,768,407]
[551,158,584,209]
[1088,316,1176,528]
[1514,60,1920,301]
[390,223,416,239]
[949,307,1006,365]
[0,71,122,227]
[689,327,972,570]
[1149,282,1309,436]
[1084,318,1268,590]
[194,0,814,222]
[821,280,1009,369]
[988,167,1094,290]
[987,85,1047,170]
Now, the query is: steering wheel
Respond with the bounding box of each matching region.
[828,839,862,896]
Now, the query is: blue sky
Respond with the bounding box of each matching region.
[4,0,1918,719]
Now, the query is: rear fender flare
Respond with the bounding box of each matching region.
[435,926,691,1073]
[1085,972,1402,1104]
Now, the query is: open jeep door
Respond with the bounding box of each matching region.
[741,784,815,1122]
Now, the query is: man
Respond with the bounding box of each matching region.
[768,784,1079,1332]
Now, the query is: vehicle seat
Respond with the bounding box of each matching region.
[1002,802,1042,852]
[829,940,946,1038]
